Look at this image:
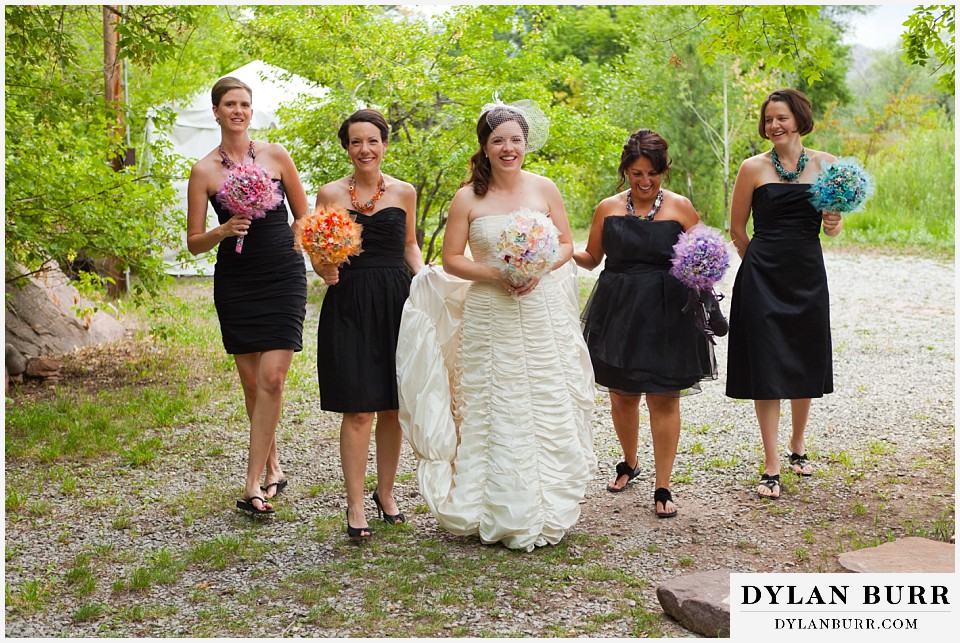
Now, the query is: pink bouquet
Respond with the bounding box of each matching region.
[496,208,560,287]
[216,164,283,253]
[669,224,730,292]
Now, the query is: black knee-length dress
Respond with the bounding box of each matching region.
[581,216,716,395]
[317,206,411,412]
[211,180,307,355]
[725,183,833,400]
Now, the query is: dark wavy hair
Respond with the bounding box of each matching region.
[464,108,529,197]
[758,88,814,139]
[211,77,252,106]
[337,109,390,149]
[616,129,671,190]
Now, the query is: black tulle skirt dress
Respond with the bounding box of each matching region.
[210,180,307,355]
[581,216,716,396]
[317,206,411,413]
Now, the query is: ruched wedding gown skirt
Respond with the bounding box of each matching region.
[396,215,597,552]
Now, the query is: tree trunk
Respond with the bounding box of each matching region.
[102,6,128,296]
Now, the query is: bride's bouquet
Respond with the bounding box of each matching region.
[808,157,874,214]
[496,208,560,287]
[669,224,730,292]
[216,164,283,254]
[296,203,364,265]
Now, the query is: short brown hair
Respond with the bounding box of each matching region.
[337,109,390,149]
[617,129,671,190]
[758,88,814,139]
[211,77,252,107]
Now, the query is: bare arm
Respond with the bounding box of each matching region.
[573,200,608,270]
[729,160,756,260]
[272,143,309,224]
[441,189,500,283]
[186,162,249,256]
[310,183,344,285]
[400,183,424,275]
[542,177,574,271]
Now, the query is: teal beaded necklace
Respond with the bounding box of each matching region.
[770,147,808,183]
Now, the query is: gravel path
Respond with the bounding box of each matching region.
[4,250,955,637]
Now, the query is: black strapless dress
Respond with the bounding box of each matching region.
[725,183,833,399]
[317,206,411,412]
[210,180,307,355]
[581,216,716,395]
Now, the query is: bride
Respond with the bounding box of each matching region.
[396,99,596,551]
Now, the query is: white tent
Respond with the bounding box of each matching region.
[146,60,327,275]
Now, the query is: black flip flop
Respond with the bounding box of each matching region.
[606,461,642,493]
[260,478,288,497]
[236,496,274,515]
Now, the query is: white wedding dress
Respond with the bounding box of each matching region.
[397,214,597,552]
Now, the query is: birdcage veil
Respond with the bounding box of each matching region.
[480,94,550,153]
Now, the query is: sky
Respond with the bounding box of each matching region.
[841,3,919,49]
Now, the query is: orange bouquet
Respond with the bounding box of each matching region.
[296,203,363,265]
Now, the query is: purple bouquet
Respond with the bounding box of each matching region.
[808,157,874,214]
[669,224,730,292]
[216,164,283,253]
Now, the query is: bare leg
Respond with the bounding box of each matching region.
[755,399,782,497]
[608,392,641,490]
[373,409,403,516]
[646,393,680,515]
[788,398,814,474]
[341,411,375,531]
[235,354,285,498]
[235,350,294,509]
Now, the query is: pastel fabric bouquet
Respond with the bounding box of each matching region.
[669,224,730,292]
[808,156,875,214]
[216,164,283,253]
[496,208,560,287]
[296,203,364,265]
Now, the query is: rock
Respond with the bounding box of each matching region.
[656,569,731,638]
[6,343,27,375]
[837,537,954,573]
[25,356,62,379]
[5,263,126,359]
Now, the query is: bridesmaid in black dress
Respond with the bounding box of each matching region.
[187,77,309,514]
[313,109,423,538]
[574,130,716,518]
[725,89,843,500]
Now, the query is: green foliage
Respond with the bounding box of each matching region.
[902,5,956,95]
[4,5,201,299]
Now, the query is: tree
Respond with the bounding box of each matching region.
[4,5,203,300]
[238,5,623,258]
[902,4,956,95]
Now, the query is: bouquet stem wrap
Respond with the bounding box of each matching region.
[669,223,731,343]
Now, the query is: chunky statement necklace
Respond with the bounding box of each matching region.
[349,173,386,213]
[626,188,663,220]
[219,141,256,169]
[770,147,807,183]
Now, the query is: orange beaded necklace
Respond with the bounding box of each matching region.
[348,174,386,213]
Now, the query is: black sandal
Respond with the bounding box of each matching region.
[606,461,642,493]
[236,496,274,515]
[346,510,373,539]
[372,490,405,524]
[757,473,781,499]
[788,452,813,477]
[654,487,678,518]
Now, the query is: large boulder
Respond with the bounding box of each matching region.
[838,537,954,573]
[657,568,731,638]
[5,264,127,361]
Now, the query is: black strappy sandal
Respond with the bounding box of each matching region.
[346,510,373,540]
[372,489,405,524]
[788,452,813,477]
[654,487,678,518]
[757,473,781,499]
[606,461,642,493]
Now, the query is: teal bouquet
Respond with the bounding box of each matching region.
[808,157,874,213]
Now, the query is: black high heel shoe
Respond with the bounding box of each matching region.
[345,510,372,539]
[372,489,405,524]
